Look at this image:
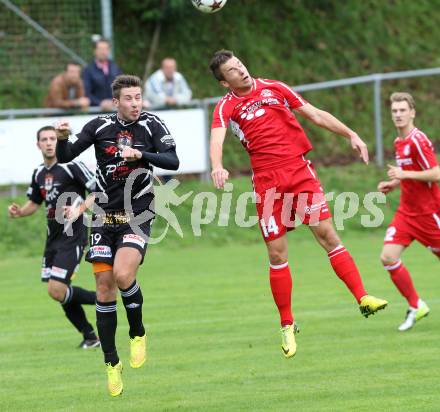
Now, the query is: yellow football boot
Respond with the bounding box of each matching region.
[359,295,388,318]
[280,323,300,359]
[130,334,147,368]
[106,361,123,397]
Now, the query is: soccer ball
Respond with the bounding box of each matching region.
[191,0,227,14]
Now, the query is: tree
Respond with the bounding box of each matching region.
[123,0,187,82]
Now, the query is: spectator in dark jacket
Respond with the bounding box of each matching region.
[82,39,122,111]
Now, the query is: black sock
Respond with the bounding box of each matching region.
[61,286,97,340]
[96,300,119,365]
[66,286,96,305]
[61,301,95,338]
[82,323,98,340]
[119,280,145,339]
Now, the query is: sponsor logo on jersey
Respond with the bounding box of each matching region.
[160,135,176,147]
[105,161,133,180]
[45,187,60,202]
[122,234,146,248]
[396,158,413,166]
[104,145,119,156]
[116,130,133,150]
[89,245,112,258]
[403,144,411,156]
[261,89,273,97]
[44,173,54,191]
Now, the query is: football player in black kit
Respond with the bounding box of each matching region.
[8,125,99,349]
[55,74,179,397]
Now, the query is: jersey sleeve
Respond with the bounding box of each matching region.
[411,132,438,169]
[56,118,97,163]
[149,115,176,153]
[26,169,43,205]
[272,80,307,110]
[68,160,96,192]
[140,114,179,170]
[212,98,232,129]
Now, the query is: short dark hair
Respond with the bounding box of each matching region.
[65,61,81,71]
[209,49,234,81]
[111,74,142,99]
[36,125,56,141]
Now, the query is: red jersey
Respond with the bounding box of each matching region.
[211,78,312,171]
[394,127,440,215]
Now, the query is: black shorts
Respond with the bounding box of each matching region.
[41,238,85,285]
[85,214,152,266]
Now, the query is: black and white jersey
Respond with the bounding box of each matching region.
[56,112,179,213]
[27,160,95,241]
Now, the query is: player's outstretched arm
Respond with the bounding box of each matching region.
[210,127,229,189]
[8,201,40,218]
[295,103,369,164]
[387,164,440,182]
[55,120,95,163]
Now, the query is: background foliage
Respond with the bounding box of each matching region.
[1,0,439,167]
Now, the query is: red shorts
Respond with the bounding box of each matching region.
[384,211,440,256]
[252,156,331,242]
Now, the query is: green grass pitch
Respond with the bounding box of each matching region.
[0,231,439,411]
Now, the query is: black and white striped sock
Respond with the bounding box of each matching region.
[119,280,145,339]
[96,300,119,365]
[62,285,96,305]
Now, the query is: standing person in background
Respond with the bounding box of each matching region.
[82,38,122,112]
[378,92,440,331]
[45,62,90,110]
[145,57,192,109]
[8,126,99,349]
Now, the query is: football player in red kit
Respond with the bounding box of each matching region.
[209,49,388,358]
[378,92,440,331]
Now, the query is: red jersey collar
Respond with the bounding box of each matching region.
[396,127,417,141]
[230,78,256,99]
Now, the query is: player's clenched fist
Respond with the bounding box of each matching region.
[211,167,229,189]
[8,203,22,218]
[387,164,404,180]
[377,181,396,194]
[54,120,71,140]
[121,147,142,162]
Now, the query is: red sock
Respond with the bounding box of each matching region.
[269,262,293,327]
[328,245,367,303]
[384,260,419,308]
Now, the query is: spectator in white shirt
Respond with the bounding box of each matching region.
[144,58,192,109]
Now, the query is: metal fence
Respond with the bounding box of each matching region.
[3,66,438,170]
[0,0,102,87]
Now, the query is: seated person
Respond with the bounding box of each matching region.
[44,62,90,110]
[144,57,192,109]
